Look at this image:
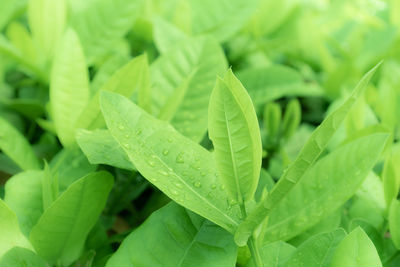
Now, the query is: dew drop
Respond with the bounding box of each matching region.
[229,199,237,205]
[200,171,206,177]
[136,129,142,135]
[148,160,156,167]
[118,124,125,130]
[124,134,130,138]
[176,153,184,163]
[220,184,225,190]
[123,143,130,149]
[175,182,183,189]
[158,170,168,176]
[211,184,217,189]
[167,138,173,143]
[171,190,179,196]
[162,149,169,155]
[194,181,201,188]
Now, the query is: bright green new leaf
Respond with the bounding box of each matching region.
[0,247,46,267]
[41,162,58,210]
[29,171,114,266]
[50,28,90,147]
[286,229,346,267]
[107,202,237,267]
[151,36,227,142]
[331,227,382,267]
[76,54,150,130]
[100,91,241,232]
[235,62,381,246]
[0,199,33,258]
[0,0,26,31]
[263,102,282,148]
[208,69,262,204]
[383,145,400,207]
[389,199,400,249]
[263,133,388,242]
[246,241,295,267]
[4,171,43,236]
[0,116,40,170]
[28,0,66,58]
[153,17,187,54]
[76,129,134,170]
[71,0,142,63]
[236,65,323,108]
[282,99,301,140]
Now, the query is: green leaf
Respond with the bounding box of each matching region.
[389,199,400,249]
[234,62,381,246]
[263,102,282,148]
[208,69,262,204]
[100,91,241,232]
[187,0,257,42]
[49,147,97,191]
[106,202,237,267]
[50,28,89,147]
[4,171,43,236]
[76,54,150,130]
[71,0,142,63]
[0,116,40,170]
[28,0,66,58]
[281,99,301,140]
[151,36,227,142]
[0,0,26,31]
[0,247,46,267]
[331,227,382,267]
[76,129,134,170]
[153,17,187,54]
[383,145,400,207]
[0,199,33,258]
[29,171,114,266]
[236,65,323,108]
[286,229,346,267]
[263,133,388,242]
[246,241,295,267]
[41,162,58,210]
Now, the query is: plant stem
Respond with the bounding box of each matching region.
[248,236,263,267]
[239,201,263,267]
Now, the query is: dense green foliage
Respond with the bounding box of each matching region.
[1,0,400,266]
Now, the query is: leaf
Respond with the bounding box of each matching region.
[100,91,241,232]
[28,0,66,58]
[236,65,323,108]
[50,28,89,147]
[331,227,382,267]
[263,133,388,242]
[153,17,188,54]
[106,202,237,267]
[0,247,46,267]
[187,0,257,42]
[383,145,400,207]
[0,0,26,31]
[389,199,400,249]
[70,0,142,63]
[76,54,150,130]
[41,162,58,210]
[151,36,227,142]
[0,199,33,258]
[49,147,97,191]
[0,116,40,170]
[208,69,262,204]
[234,62,381,246]
[4,171,43,236]
[29,171,114,266]
[286,229,346,267]
[246,241,295,267]
[76,129,134,170]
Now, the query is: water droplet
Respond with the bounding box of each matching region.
[148,160,156,167]
[175,182,183,189]
[167,138,173,143]
[229,199,237,205]
[136,129,142,135]
[118,124,125,130]
[150,177,157,182]
[220,184,225,190]
[176,153,184,163]
[124,134,130,138]
[194,181,201,188]
[123,143,130,149]
[171,190,179,196]
[200,171,206,177]
[211,184,217,189]
[158,170,168,176]
[162,149,169,155]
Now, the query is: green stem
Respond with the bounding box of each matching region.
[248,236,263,267]
[239,201,263,267]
